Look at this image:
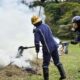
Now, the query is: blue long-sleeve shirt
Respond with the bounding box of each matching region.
[75,30,80,42]
[34,23,58,53]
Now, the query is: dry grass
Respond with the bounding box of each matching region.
[0,65,28,80]
[0,59,42,80]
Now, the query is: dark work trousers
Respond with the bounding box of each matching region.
[42,49,61,80]
[42,49,66,80]
[42,49,60,68]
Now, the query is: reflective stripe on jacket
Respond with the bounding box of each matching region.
[75,30,80,42]
[34,23,58,53]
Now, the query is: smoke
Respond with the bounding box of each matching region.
[0,0,45,68]
[0,50,11,68]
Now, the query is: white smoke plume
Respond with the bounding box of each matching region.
[0,0,45,68]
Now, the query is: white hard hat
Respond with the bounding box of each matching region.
[72,16,80,23]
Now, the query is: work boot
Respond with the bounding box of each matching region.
[57,64,66,80]
[43,67,49,80]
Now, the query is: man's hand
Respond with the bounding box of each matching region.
[35,44,40,53]
[36,48,39,53]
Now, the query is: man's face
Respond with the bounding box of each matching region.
[72,23,78,29]
[71,23,78,31]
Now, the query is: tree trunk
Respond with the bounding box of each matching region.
[55,0,59,3]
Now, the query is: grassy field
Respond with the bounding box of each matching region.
[28,44,80,80]
[0,44,80,80]
[49,44,80,80]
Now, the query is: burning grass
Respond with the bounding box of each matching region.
[0,59,42,80]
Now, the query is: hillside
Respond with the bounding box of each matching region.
[33,2,80,39]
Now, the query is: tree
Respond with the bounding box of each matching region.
[41,0,45,3]
[65,0,80,2]
[55,0,59,3]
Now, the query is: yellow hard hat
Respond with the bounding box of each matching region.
[31,15,41,25]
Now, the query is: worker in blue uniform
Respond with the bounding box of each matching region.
[31,15,66,80]
[71,16,80,44]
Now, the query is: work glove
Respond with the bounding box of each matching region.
[71,40,78,45]
[36,48,39,53]
[35,44,40,53]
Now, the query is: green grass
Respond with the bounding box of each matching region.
[28,44,80,80]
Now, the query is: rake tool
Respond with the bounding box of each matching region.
[16,45,42,75]
[16,46,36,58]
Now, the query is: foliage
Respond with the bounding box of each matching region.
[44,2,80,39]
[32,2,80,39]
